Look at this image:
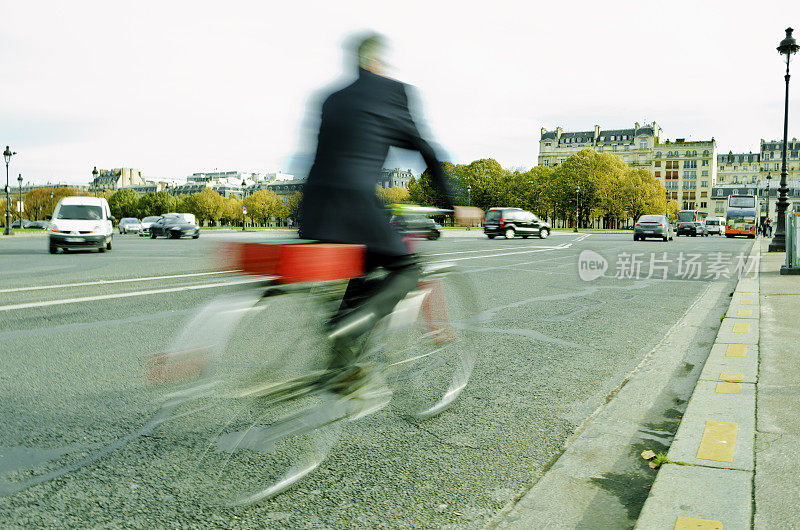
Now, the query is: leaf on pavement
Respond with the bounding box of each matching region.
[641,450,656,460]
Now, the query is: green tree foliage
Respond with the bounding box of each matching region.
[667,199,679,222]
[184,187,224,226]
[136,191,172,218]
[108,188,140,220]
[375,186,411,205]
[244,189,283,225]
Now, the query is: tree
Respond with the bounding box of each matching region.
[108,188,140,220]
[283,191,303,223]
[137,191,172,218]
[621,168,667,221]
[375,186,411,205]
[220,196,243,226]
[666,199,679,222]
[185,187,224,226]
[244,189,282,225]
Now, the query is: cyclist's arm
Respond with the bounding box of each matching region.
[387,84,454,209]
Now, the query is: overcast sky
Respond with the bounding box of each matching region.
[2,0,799,186]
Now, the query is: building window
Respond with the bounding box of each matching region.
[702,159,709,166]
[776,163,780,170]
[684,160,697,169]
[700,201,707,208]
[655,151,662,157]
[655,171,661,178]
[640,140,647,149]
[702,170,709,176]
[720,165,724,171]
[613,145,618,151]
[655,161,661,167]
[624,144,629,151]
[598,146,604,152]
[701,181,708,187]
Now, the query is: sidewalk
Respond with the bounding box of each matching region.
[636,239,800,529]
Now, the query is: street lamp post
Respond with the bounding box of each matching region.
[17,174,23,227]
[466,184,472,230]
[92,166,99,198]
[574,185,580,233]
[4,146,17,235]
[241,179,247,231]
[50,190,54,217]
[765,173,772,232]
[769,27,800,253]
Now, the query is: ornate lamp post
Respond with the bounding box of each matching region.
[765,173,772,229]
[574,185,580,233]
[17,174,23,227]
[769,27,800,252]
[92,166,99,198]
[50,190,54,217]
[4,146,17,235]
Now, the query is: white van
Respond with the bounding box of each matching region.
[705,216,725,236]
[47,196,115,253]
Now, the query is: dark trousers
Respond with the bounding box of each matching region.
[337,252,420,325]
[327,252,420,370]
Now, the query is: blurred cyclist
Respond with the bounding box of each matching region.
[298,33,471,394]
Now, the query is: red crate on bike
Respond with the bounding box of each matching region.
[224,242,365,283]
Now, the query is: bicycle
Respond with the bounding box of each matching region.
[148,207,479,505]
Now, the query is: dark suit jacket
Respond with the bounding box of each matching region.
[298,68,453,256]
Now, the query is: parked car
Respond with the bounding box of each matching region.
[391,214,442,240]
[484,207,551,239]
[149,216,200,239]
[705,217,725,235]
[11,220,32,229]
[138,216,161,237]
[28,220,50,229]
[676,220,708,237]
[46,196,114,253]
[633,215,674,241]
[118,218,142,234]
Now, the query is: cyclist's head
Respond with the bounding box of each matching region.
[354,32,386,74]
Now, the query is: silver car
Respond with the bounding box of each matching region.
[634,214,674,241]
[138,216,161,237]
[118,217,141,234]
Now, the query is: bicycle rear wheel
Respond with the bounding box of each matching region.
[370,265,478,420]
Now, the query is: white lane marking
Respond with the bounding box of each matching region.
[572,233,591,242]
[0,278,266,312]
[429,244,570,263]
[426,244,564,257]
[0,270,242,294]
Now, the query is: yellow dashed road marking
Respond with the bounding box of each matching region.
[719,372,744,381]
[697,420,737,463]
[740,299,753,305]
[716,382,742,394]
[674,515,723,529]
[725,344,747,357]
[732,323,750,333]
[739,291,754,295]
[736,309,753,317]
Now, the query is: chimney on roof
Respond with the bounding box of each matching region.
[594,125,600,140]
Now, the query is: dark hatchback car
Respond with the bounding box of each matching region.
[633,214,674,241]
[391,214,442,240]
[484,207,551,239]
[149,216,200,239]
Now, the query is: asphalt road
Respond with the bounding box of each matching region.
[0,229,753,528]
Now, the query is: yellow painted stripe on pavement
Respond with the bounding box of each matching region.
[739,291,754,295]
[726,344,747,357]
[736,309,753,317]
[719,373,744,382]
[674,516,723,529]
[697,420,737,462]
[716,382,742,394]
[740,299,753,305]
[732,323,751,333]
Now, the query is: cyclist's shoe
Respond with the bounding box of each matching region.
[339,367,392,421]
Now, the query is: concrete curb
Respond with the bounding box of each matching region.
[635,240,760,529]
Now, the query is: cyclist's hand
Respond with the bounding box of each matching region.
[453,206,483,227]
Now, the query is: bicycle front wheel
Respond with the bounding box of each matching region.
[373,266,478,420]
